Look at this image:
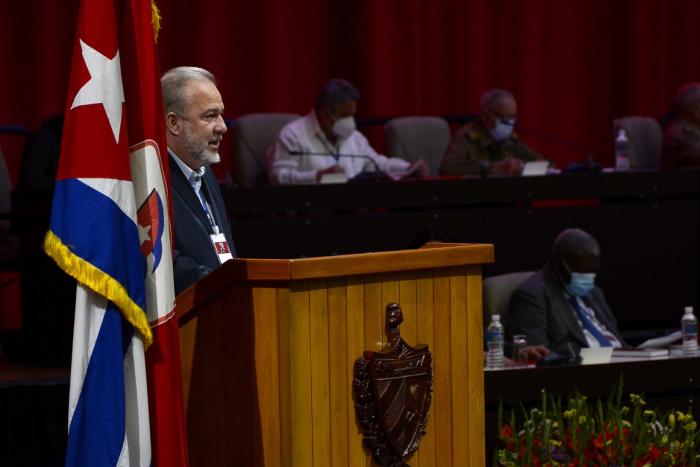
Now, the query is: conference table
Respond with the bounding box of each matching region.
[224,168,700,333]
[484,355,700,461]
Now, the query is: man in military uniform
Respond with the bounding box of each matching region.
[439,88,542,176]
[663,82,700,168]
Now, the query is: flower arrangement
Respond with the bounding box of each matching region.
[495,381,700,466]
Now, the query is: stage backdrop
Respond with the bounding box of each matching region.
[2,0,700,181]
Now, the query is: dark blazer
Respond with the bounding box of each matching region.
[169,153,236,294]
[505,266,624,356]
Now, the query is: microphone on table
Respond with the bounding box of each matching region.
[287,150,383,181]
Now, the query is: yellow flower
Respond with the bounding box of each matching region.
[622,420,631,428]
[630,393,646,406]
[661,434,669,445]
[578,415,586,424]
[669,413,676,428]
[684,421,697,431]
[621,406,630,415]
[644,410,655,418]
[564,409,575,419]
[551,439,562,447]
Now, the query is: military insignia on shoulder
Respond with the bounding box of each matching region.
[353,303,433,466]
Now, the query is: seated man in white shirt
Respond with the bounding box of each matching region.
[506,228,625,357]
[267,79,428,184]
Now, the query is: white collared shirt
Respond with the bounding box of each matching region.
[169,149,207,207]
[267,110,411,184]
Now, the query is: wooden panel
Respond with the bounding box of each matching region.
[288,282,313,467]
[309,281,331,467]
[252,287,281,467]
[290,244,494,280]
[223,284,254,465]
[415,271,435,467]
[328,278,349,467]
[364,277,384,467]
[364,278,384,351]
[277,287,292,467]
[466,266,486,466]
[432,272,453,466]
[175,260,291,317]
[399,272,418,466]
[381,273,400,311]
[346,277,367,467]
[449,270,469,465]
[177,244,495,322]
[398,272,417,347]
[182,315,201,464]
[179,315,197,412]
[192,295,227,466]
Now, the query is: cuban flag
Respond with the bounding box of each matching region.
[44,1,188,465]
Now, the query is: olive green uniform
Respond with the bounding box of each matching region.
[439,119,542,176]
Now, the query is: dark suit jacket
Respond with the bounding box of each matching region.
[505,266,624,356]
[169,153,236,294]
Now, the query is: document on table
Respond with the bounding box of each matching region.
[637,330,682,349]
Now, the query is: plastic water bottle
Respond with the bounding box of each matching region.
[682,306,698,357]
[614,128,630,171]
[486,314,505,369]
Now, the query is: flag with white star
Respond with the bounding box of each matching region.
[44,0,189,466]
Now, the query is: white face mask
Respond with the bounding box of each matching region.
[490,119,515,142]
[332,116,356,139]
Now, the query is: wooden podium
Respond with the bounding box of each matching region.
[177,243,493,466]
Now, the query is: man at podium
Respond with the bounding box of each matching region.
[161,66,236,293]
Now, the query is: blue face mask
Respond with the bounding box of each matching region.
[490,118,515,142]
[566,272,596,297]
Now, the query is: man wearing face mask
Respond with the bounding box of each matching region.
[162,66,236,294]
[439,88,542,177]
[268,79,427,184]
[505,228,625,357]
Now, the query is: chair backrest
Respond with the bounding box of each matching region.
[482,271,534,325]
[384,116,451,176]
[613,116,663,169]
[231,113,300,187]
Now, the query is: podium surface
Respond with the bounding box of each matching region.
[177,243,493,466]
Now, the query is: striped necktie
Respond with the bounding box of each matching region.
[568,296,611,347]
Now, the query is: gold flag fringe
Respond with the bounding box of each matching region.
[44,230,153,347]
[151,1,162,43]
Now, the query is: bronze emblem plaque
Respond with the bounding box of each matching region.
[353,303,433,467]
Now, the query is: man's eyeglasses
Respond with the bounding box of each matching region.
[486,108,516,126]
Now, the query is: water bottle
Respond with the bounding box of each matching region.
[614,128,630,171]
[682,307,698,357]
[486,314,505,369]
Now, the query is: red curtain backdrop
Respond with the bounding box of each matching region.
[2,0,700,180]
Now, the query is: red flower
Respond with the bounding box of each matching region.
[500,424,514,440]
[647,444,661,461]
[592,433,604,449]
